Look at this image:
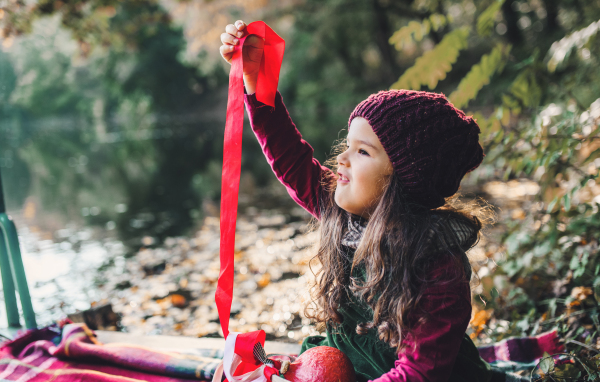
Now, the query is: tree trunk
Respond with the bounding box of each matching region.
[502,0,523,45]
[372,0,401,84]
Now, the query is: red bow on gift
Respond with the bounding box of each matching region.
[211,331,282,382]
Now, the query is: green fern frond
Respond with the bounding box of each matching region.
[499,69,542,116]
[391,27,470,90]
[429,14,447,32]
[509,69,542,109]
[477,0,505,36]
[547,18,600,72]
[471,110,503,138]
[449,43,511,108]
[388,14,447,51]
[389,20,430,50]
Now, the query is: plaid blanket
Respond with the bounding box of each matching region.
[0,322,564,382]
[479,330,563,364]
[0,322,221,381]
[481,330,564,382]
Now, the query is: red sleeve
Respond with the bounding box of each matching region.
[371,279,472,382]
[244,91,333,219]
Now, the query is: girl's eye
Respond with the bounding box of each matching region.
[358,149,370,156]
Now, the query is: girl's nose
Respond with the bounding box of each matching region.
[337,151,348,167]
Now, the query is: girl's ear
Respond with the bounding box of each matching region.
[384,160,393,176]
[377,171,394,197]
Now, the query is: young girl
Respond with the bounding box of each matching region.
[220,21,493,382]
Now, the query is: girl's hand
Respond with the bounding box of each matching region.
[219,20,264,94]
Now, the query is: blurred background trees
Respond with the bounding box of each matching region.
[375,0,600,355]
[1,0,600,352]
[1,0,230,243]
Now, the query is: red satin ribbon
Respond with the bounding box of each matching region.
[216,21,285,340]
[233,331,267,376]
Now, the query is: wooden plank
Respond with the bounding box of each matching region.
[95,331,301,355]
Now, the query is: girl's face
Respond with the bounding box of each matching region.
[335,117,393,218]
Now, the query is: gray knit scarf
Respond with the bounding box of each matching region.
[340,215,478,251]
[341,217,367,249]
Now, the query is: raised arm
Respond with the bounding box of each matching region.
[244,90,332,219]
[220,20,333,218]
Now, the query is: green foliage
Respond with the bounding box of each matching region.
[0,4,228,243]
[279,0,415,161]
[531,353,600,381]
[388,14,448,51]
[1,0,171,54]
[387,0,600,359]
[496,101,600,282]
[547,19,600,73]
[507,69,543,111]
[390,27,469,90]
[449,43,511,109]
[539,353,554,374]
[495,68,544,120]
[476,0,505,37]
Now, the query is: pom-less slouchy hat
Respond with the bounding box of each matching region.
[349,89,484,209]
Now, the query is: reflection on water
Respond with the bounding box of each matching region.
[0,220,125,328]
[0,15,235,247]
[0,12,294,331]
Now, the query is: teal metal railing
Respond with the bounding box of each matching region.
[0,169,37,335]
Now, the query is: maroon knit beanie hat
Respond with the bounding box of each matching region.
[349,89,484,209]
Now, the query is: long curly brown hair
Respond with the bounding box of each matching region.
[304,140,494,353]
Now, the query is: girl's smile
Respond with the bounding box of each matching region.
[337,171,349,183]
[334,117,393,218]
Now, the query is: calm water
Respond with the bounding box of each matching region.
[0,219,125,329]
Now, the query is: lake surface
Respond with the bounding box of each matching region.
[0,220,125,329]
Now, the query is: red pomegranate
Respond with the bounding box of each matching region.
[280,346,356,382]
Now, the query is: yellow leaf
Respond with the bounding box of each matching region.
[391,27,470,90]
[501,109,511,126]
[389,20,429,50]
[449,44,511,108]
[389,14,447,50]
[477,0,505,36]
[429,14,447,31]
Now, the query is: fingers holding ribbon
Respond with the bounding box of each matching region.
[220,21,247,63]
